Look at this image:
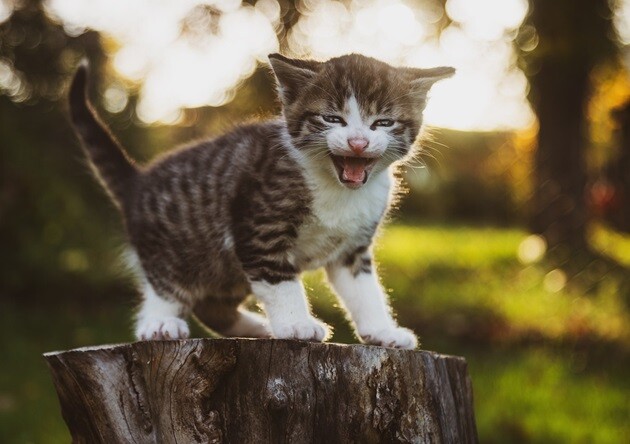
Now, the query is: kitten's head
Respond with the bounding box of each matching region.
[269,53,454,189]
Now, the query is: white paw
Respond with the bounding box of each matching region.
[360,327,418,349]
[272,318,330,342]
[136,316,190,341]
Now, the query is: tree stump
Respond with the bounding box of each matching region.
[44,339,478,443]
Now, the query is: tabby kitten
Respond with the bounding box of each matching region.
[70,54,453,349]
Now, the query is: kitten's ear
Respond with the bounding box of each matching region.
[268,53,323,105]
[404,66,456,99]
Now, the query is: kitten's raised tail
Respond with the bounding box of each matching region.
[69,60,138,208]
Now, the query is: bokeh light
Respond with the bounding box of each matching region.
[44,0,279,123]
[2,2,630,443]
[39,0,536,130]
[286,0,535,130]
[614,0,630,45]
[446,0,528,41]
[544,268,568,293]
[0,0,16,24]
[517,234,547,264]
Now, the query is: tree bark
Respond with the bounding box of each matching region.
[526,0,614,258]
[608,101,630,233]
[44,339,478,444]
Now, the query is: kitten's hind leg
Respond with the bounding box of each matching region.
[193,298,271,338]
[223,309,271,338]
[135,281,190,340]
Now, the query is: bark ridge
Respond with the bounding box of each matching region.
[44,339,478,443]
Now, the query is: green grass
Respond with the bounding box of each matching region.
[1,225,629,443]
[307,225,630,443]
[590,223,630,267]
[469,347,630,444]
[309,225,630,345]
[0,301,132,443]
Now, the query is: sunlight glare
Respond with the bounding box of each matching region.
[112,46,148,80]
[613,0,630,47]
[0,58,27,101]
[433,0,534,129]
[46,0,279,124]
[379,4,424,45]
[44,0,535,130]
[446,0,528,41]
[544,269,567,293]
[0,0,16,24]
[287,0,534,130]
[103,84,128,114]
[518,235,547,264]
[255,0,282,27]
[288,0,428,63]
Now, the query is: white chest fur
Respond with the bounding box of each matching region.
[291,168,392,270]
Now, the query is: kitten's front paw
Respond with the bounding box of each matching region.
[360,327,418,350]
[136,316,190,341]
[272,318,330,342]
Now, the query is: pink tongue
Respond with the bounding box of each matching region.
[342,157,367,183]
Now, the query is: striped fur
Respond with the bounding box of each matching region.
[69,54,453,345]
[69,63,138,208]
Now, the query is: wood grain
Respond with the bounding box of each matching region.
[44,339,478,443]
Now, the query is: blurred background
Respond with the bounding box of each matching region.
[1,0,629,442]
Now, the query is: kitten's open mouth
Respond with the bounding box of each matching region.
[329,154,378,189]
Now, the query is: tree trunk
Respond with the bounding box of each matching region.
[608,101,630,233]
[44,339,478,443]
[530,59,590,254]
[526,0,614,258]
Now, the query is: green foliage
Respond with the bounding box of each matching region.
[470,347,630,444]
[0,299,131,443]
[0,3,119,297]
[309,225,630,443]
[1,225,629,443]
[401,129,520,224]
[1,3,629,443]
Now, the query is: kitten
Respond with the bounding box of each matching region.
[69,54,453,349]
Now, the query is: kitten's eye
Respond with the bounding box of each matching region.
[322,115,346,125]
[372,119,395,128]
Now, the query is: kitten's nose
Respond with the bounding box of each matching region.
[348,137,369,155]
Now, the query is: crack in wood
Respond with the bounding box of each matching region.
[45,339,478,443]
